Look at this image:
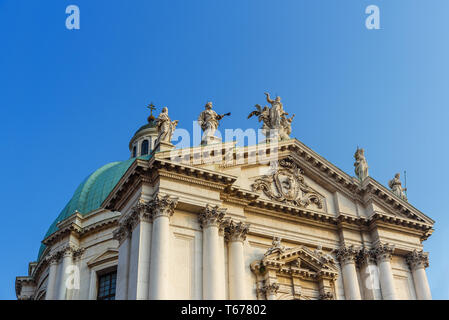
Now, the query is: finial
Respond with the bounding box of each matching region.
[147,102,156,122]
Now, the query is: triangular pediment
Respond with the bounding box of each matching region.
[87,248,118,268]
[259,245,338,277]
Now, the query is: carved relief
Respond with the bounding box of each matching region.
[251,157,323,209]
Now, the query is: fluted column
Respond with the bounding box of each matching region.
[406,250,432,300]
[336,245,361,300]
[224,220,250,300]
[113,220,132,300]
[199,204,226,300]
[149,195,178,300]
[374,243,397,300]
[58,246,74,300]
[45,253,60,300]
[357,248,381,300]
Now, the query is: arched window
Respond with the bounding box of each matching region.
[132,146,137,158]
[141,140,149,156]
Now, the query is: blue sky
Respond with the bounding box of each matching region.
[1,0,448,299]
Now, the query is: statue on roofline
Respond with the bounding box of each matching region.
[354,147,369,181]
[197,101,231,145]
[155,107,178,146]
[388,173,407,201]
[248,92,293,141]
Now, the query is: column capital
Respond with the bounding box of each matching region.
[406,250,429,270]
[132,201,153,224]
[149,194,178,220]
[319,292,334,300]
[356,247,376,267]
[45,252,62,265]
[223,219,250,242]
[335,245,359,265]
[113,224,130,245]
[374,243,395,263]
[260,282,279,296]
[199,204,226,228]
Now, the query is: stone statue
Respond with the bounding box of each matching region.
[388,173,407,201]
[264,236,285,256]
[248,92,293,141]
[155,107,178,146]
[354,147,369,181]
[197,102,230,145]
[280,114,295,140]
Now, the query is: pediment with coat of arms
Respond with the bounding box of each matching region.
[251,156,324,209]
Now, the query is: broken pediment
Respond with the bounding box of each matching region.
[251,156,325,210]
[252,243,338,280]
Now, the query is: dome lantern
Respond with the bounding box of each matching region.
[128,103,159,158]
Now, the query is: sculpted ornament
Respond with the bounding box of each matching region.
[251,156,323,209]
[354,147,369,181]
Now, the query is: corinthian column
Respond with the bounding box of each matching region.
[336,245,361,300]
[45,253,60,300]
[224,219,250,300]
[374,243,397,300]
[199,204,226,300]
[58,246,74,300]
[126,202,153,300]
[148,195,178,300]
[113,221,131,300]
[357,248,381,300]
[406,250,432,300]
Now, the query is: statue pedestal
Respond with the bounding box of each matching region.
[201,135,222,146]
[153,141,175,153]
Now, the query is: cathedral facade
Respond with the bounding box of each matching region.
[16,97,434,300]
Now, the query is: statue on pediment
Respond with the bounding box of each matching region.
[388,173,407,201]
[264,236,285,256]
[197,101,230,145]
[155,107,178,146]
[354,147,369,181]
[248,92,293,141]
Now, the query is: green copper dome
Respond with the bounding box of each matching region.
[38,155,151,260]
